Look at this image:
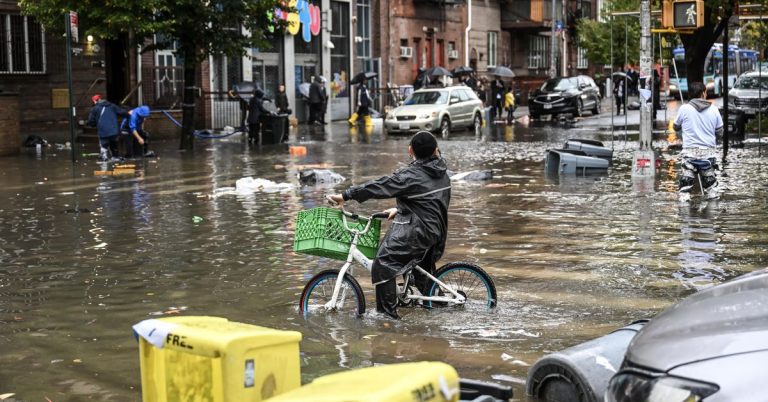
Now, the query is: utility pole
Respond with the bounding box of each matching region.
[632,0,654,180]
[550,0,557,78]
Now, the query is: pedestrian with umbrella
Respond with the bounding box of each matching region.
[488,67,515,122]
[425,66,452,87]
[348,71,377,128]
[612,71,628,115]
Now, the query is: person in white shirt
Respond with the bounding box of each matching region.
[673,81,724,201]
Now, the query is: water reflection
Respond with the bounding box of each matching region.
[0,125,766,400]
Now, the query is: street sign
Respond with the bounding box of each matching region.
[69,11,79,43]
[673,0,703,29]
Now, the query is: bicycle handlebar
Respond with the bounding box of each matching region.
[326,195,390,235]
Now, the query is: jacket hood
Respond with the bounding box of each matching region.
[689,98,712,112]
[414,156,448,178]
[135,105,151,117]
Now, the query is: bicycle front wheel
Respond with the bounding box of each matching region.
[299,269,366,316]
[426,262,497,309]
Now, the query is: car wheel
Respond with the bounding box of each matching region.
[592,99,601,115]
[440,117,450,139]
[473,113,482,136]
[575,99,584,117]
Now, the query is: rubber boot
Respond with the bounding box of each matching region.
[348,113,359,125]
[363,115,373,128]
[375,279,400,319]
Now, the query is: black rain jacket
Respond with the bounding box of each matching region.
[343,156,451,283]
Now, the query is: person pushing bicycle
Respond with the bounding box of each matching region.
[328,131,451,319]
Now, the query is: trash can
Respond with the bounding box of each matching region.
[545,149,610,176]
[133,316,302,401]
[261,114,289,144]
[563,139,614,163]
[266,362,461,402]
[720,108,746,142]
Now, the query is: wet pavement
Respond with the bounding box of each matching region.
[1,118,767,401]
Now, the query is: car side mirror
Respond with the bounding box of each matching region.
[451,97,460,104]
[579,83,588,89]
[397,101,404,107]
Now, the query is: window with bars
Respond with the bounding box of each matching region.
[577,46,588,69]
[527,35,548,69]
[1,14,46,74]
[487,32,497,68]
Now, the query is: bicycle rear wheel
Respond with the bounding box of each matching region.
[426,262,497,309]
[299,269,366,316]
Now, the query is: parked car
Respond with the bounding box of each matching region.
[527,268,768,402]
[385,86,484,138]
[528,76,601,119]
[728,71,768,117]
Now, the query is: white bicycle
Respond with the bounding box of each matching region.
[298,201,497,316]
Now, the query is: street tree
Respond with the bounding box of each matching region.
[577,0,641,69]
[20,0,287,150]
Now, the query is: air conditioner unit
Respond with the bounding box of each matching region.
[400,46,413,58]
[448,50,459,60]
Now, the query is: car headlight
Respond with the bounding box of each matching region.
[729,96,738,106]
[606,372,719,402]
[419,112,437,119]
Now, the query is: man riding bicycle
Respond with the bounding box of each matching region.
[329,132,451,319]
[673,81,723,202]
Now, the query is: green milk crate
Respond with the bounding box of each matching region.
[293,207,381,261]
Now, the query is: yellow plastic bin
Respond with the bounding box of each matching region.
[266,362,460,402]
[133,316,302,402]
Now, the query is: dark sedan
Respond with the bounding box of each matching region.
[529,76,601,119]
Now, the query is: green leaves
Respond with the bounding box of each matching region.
[577,0,642,68]
[19,0,288,61]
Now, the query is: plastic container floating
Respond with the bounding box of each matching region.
[134,316,302,402]
[293,207,381,260]
[289,146,307,156]
[267,362,461,402]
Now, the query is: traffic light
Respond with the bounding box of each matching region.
[662,0,674,28]
[673,0,704,29]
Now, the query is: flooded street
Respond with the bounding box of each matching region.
[1,123,767,400]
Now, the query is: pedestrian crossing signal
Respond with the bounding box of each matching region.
[673,0,704,29]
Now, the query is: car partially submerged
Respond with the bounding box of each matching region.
[385,86,483,138]
[527,268,768,402]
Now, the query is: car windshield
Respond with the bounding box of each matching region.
[405,91,449,105]
[734,76,768,90]
[542,78,578,91]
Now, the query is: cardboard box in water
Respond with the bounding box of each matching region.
[137,316,302,402]
[267,362,460,402]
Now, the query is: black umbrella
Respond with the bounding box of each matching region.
[488,66,515,78]
[425,66,453,77]
[452,66,474,76]
[350,71,378,85]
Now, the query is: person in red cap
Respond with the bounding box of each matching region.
[86,94,129,161]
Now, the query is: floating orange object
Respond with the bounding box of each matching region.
[289,146,307,156]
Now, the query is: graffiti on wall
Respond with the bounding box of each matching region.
[275,0,321,43]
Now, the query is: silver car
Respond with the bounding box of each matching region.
[728,71,768,116]
[606,268,768,402]
[385,86,484,138]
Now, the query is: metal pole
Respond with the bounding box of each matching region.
[611,16,614,149]
[65,13,77,163]
[624,19,628,142]
[723,25,730,163]
[759,57,762,156]
[550,0,557,78]
[632,0,654,180]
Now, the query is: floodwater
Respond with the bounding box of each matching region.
[1,122,767,401]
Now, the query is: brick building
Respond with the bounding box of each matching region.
[372,0,468,87]
[502,0,600,102]
[0,1,108,139]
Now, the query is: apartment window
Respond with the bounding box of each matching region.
[487,32,497,68]
[0,14,46,74]
[356,0,371,58]
[528,35,549,69]
[577,46,588,69]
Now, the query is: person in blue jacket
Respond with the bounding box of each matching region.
[121,105,154,158]
[86,94,129,161]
